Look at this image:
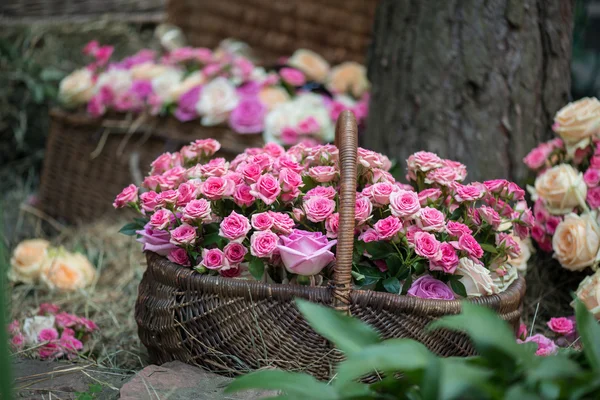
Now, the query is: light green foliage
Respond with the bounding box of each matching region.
[227,300,600,400]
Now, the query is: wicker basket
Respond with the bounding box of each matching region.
[135,111,526,380]
[38,109,262,224]
[167,0,379,64]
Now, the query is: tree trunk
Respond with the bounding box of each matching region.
[364,0,574,183]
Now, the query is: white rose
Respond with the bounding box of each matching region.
[96,68,133,97]
[23,316,55,345]
[534,164,587,214]
[197,77,239,126]
[9,239,50,284]
[507,236,533,274]
[490,264,518,292]
[263,102,296,144]
[59,69,95,106]
[554,97,600,150]
[572,269,600,319]
[40,250,96,292]
[130,62,170,80]
[170,71,205,101]
[552,213,600,271]
[456,257,499,297]
[294,94,334,142]
[151,68,184,103]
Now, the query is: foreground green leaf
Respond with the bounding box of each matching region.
[248,257,265,280]
[225,370,337,399]
[575,298,600,371]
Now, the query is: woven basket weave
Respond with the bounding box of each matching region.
[135,111,526,380]
[167,0,378,64]
[38,109,262,224]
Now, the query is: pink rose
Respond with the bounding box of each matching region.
[523,144,552,169]
[201,176,235,200]
[483,179,508,193]
[404,224,423,245]
[270,212,295,234]
[233,184,255,207]
[279,67,306,86]
[248,153,274,171]
[506,182,525,201]
[292,208,305,221]
[151,152,176,175]
[425,167,463,186]
[275,155,303,174]
[140,191,159,212]
[223,242,248,264]
[263,142,285,158]
[11,334,24,350]
[219,264,242,278]
[407,276,455,300]
[201,248,227,270]
[458,234,484,259]
[113,184,138,208]
[219,211,251,242]
[418,188,442,206]
[518,334,557,356]
[417,207,446,232]
[446,221,472,238]
[305,186,337,200]
[250,174,281,205]
[297,116,321,135]
[176,182,198,207]
[495,233,520,258]
[547,317,575,335]
[454,184,484,202]
[182,199,212,223]
[149,208,173,230]
[545,216,562,235]
[167,248,191,266]
[38,328,59,342]
[325,213,340,238]
[477,206,501,229]
[229,97,266,134]
[303,195,336,223]
[251,212,274,231]
[355,195,373,224]
[277,230,337,276]
[587,187,600,208]
[170,224,197,245]
[518,323,528,340]
[156,189,179,207]
[38,303,60,316]
[250,230,279,258]
[534,199,550,223]
[308,166,338,183]
[430,242,459,274]
[190,139,221,157]
[369,182,397,205]
[414,232,441,260]
[374,216,403,240]
[200,158,229,177]
[407,151,444,173]
[279,168,303,192]
[390,190,421,218]
[359,228,379,243]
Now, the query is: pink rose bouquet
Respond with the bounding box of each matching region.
[116,138,531,298]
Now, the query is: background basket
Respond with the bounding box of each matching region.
[167,0,379,64]
[38,109,262,224]
[134,111,526,380]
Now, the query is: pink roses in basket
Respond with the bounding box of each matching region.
[116,138,531,299]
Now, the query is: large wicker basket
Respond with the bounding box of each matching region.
[38,109,262,224]
[135,111,526,380]
[167,0,379,64]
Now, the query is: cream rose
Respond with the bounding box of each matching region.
[40,250,96,291]
[508,236,533,274]
[23,315,56,345]
[151,67,184,103]
[572,270,600,319]
[456,257,499,297]
[170,71,205,101]
[59,69,95,106]
[130,62,170,80]
[490,264,518,293]
[326,61,369,98]
[9,239,50,284]
[197,77,239,126]
[534,164,587,214]
[287,49,330,83]
[554,97,600,148]
[258,87,290,111]
[552,213,600,271]
[96,68,133,97]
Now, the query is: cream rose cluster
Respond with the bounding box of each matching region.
[554,97,600,152]
[533,164,587,215]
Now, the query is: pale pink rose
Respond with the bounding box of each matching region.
[518,334,558,356]
[250,230,279,258]
[390,190,421,218]
[200,158,229,177]
[279,168,303,192]
[269,212,295,234]
[407,151,444,173]
[8,320,20,335]
[38,328,59,342]
[355,195,373,224]
[233,184,255,207]
[518,323,528,340]
[277,230,337,276]
[418,188,442,206]
[587,187,600,208]
[408,276,455,300]
[523,144,552,170]
[170,224,197,245]
[297,116,321,135]
[325,213,340,238]
[357,148,384,169]
[506,182,525,201]
[251,212,274,231]
[167,248,191,266]
[250,174,281,205]
[547,317,575,335]
[446,221,472,237]
[533,199,550,223]
[281,187,301,202]
[201,176,235,200]
[241,163,262,184]
[279,67,306,86]
[305,186,337,200]
[201,248,227,270]
[263,142,285,158]
[454,184,484,202]
[182,199,212,223]
[458,234,484,259]
[292,208,305,221]
[477,206,501,229]
[275,156,304,174]
[225,172,244,185]
[303,195,336,223]
[39,343,63,360]
[417,207,446,232]
[483,179,508,193]
[359,228,379,243]
[369,182,398,205]
[308,166,338,183]
[190,138,221,157]
[495,233,520,258]
[151,153,176,175]
[11,333,24,350]
[223,242,248,264]
[149,208,173,230]
[248,153,274,170]
[414,232,441,260]
[156,189,179,207]
[430,242,459,274]
[371,168,395,183]
[140,191,159,212]
[219,211,251,242]
[229,97,266,134]
[404,224,423,245]
[425,167,462,186]
[374,216,403,240]
[584,168,600,187]
[113,184,138,208]
[176,182,197,207]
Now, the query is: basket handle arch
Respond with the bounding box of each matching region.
[332,110,358,314]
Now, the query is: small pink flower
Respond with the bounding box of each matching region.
[359,228,380,243]
[547,317,575,335]
[38,303,60,315]
[355,195,373,224]
[149,208,174,230]
[151,153,176,175]
[55,313,78,329]
[11,333,24,350]
[263,142,285,158]
[191,139,221,157]
[518,334,557,356]
[252,212,274,231]
[279,168,303,192]
[229,97,266,134]
[38,328,59,342]
[297,116,320,135]
[458,234,484,259]
[407,151,444,173]
[292,208,305,221]
[233,184,255,207]
[545,216,562,235]
[59,335,83,353]
[369,182,398,205]
[587,187,600,208]
[201,248,227,270]
[200,158,229,177]
[157,190,179,207]
[305,186,337,200]
[584,168,600,187]
[389,190,421,218]
[308,166,338,183]
[496,233,520,258]
[8,320,20,335]
[250,230,279,258]
[408,275,455,300]
[417,207,446,232]
[430,242,459,274]
[269,212,295,234]
[113,184,138,208]
[477,206,501,229]
[170,224,197,245]
[281,127,299,145]
[219,211,252,242]
[223,242,248,264]
[414,232,441,261]
[454,184,484,202]
[523,144,552,170]
[277,230,336,276]
[325,213,340,238]
[39,343,63,360]
[201,176,235,200]
[446,221,472,238]
[182,199,212,223]
[374,216,403,240]
[176,182,198,207]
[167,248,191,266]
[250,174,281,205]
[279,67,306,86]
[303,195,336,223]
[140,191,159,212]
[418,188,442,206]
[517,323,528,340]
[483,179,508,193]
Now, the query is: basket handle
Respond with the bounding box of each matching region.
[332,110,358,314]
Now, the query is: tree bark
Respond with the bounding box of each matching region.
[364,0,574,183]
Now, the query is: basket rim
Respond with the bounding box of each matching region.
[145,251,526,315]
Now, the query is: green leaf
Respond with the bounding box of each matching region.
[296,299,380,355]
[363,241,395,259]
[335,339,432,386]
[354,263,383,286]
[450,279,467,298]
[386,254,403,277]
[301,175,318,192]
[201,232,223,247]
[225,370,337,399]
[248,257,265,280]
[437,358,492,400]
[575,298,600,371]
[119,222,141,236]
[527,355,583,381]
[40,67,65,81]
[382,277,401,294]
[504,385,540,400]
[401,272,413,295]
[480,243,499,254]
